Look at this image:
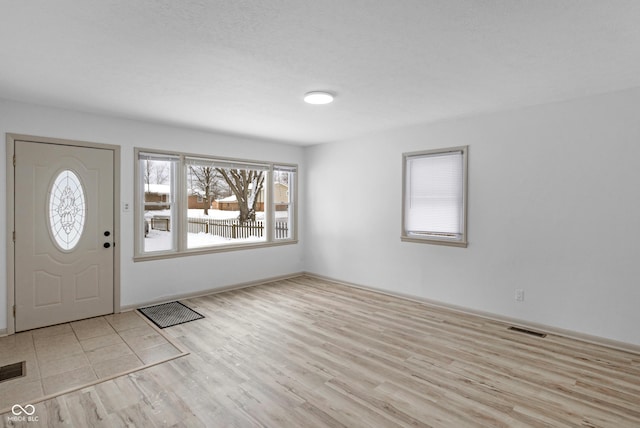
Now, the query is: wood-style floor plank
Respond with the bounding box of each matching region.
[3,275,640,427]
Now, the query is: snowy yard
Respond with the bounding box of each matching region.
[144,209,289,252]
[144,209,288,221]
[144,228,264,251]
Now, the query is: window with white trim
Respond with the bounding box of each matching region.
[273,165,296,240]
[139,152,179,253]
[136,149,297,259]
[402,146,468,247]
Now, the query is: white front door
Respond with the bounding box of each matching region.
[14,140,114,332]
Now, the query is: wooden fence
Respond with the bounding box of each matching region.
[187,217,289,239]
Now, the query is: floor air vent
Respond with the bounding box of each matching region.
[508,326,547,338]
[0,361,25,382]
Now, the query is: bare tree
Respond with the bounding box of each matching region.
[189,166,223,215]
[274,170,289,186]
[216,168,264,222]
[152,162,169,185]
[143,160,151,192]
[143,160,169,192]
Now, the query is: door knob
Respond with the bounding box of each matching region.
[103,242,111,248]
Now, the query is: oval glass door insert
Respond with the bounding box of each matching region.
[49,170,86,250]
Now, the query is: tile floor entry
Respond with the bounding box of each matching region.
[0,311,186,413]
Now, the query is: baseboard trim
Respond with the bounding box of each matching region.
[303,272,640,356]
[120,272,305,312]
[0,328,7,338]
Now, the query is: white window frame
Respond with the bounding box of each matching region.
[401,146,468,247]
[273,165,296,241]
[137,151,180,254]
[134,148,298,261]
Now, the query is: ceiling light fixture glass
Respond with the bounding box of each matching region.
[304,91,334,105]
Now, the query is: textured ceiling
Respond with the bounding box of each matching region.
[1,1,639,145]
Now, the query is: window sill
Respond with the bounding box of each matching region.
[134,239,298,262]
[401,236,467,248]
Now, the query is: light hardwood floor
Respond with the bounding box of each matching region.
[3,276,640,427]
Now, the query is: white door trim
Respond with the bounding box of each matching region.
[6,133,121,335]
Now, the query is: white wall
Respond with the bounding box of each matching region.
[305,88,640,346]
[0,99,305,331]
[4,89,640,347]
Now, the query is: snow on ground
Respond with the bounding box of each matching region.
[143,208,287,252]
[144,229,173,252]
[144,229,264,252]
[188,232,264,249]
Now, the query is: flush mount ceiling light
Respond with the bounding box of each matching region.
[304,91,334,105]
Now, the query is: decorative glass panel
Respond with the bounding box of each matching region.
[49,170,86,250]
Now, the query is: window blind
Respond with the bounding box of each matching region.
[274,165,297,173]
[405,150,463,238]
[139,152,179,162]
[185,157,269,171]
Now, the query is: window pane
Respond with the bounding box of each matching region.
[404,150,465,241]
[274,166,295,240]
[141,156,177,253]
[135,149,298,258]
[187,163,267,248]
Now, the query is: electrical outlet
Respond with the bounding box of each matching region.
[515,289,525,302]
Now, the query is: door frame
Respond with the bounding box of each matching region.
[6,133,121,335]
